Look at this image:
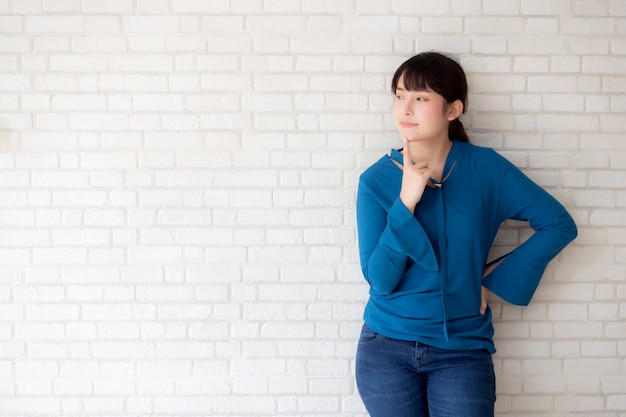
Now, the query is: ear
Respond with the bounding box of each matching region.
[446,99,464,121]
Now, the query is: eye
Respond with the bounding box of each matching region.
[416,97,426,102]
[395,95,404,100]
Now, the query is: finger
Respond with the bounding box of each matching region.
[480,286,489,315]
[402,137,410,166]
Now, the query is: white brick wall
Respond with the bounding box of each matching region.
[0,1,624,416]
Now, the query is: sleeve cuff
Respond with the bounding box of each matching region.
[381,198,439,272]
[482,252,546,306]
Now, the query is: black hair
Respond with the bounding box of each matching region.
[391,52,469,142]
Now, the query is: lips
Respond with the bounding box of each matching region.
[399,122,417,128]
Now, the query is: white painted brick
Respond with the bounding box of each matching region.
[0,209,35,226]
[127,246,182,264]
[50,228,109,246]
[0,3,623,416]
[419,17,463,34]
[525,17,559,34]
[0,74,32,92]
[524,375,566,394]
[0,36,30,54]
[170,0,228,13]
[208,35,253,54]
[25,304,80,322]
[0,398,61,414]
[26,15,83,33]
[123,15,179,33]
[0,15,24,32]
[521,0,572,15]
[71,35,126,53]
[164,35,205,53]
[32,247,88,265]
[0,57,18,75]
[80,14,120,32]
[394,16,419,34]
[584,94,610,113]
[563,17,617,35]
[290,36,351,54]
[127,35,165,53]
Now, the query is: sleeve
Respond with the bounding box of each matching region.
[481,156,577,306]
[356,177,439,296]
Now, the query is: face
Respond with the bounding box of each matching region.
[392,74,459,143]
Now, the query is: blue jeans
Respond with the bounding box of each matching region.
[356,324,495,417]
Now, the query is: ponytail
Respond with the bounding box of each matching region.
[449,118,469,143]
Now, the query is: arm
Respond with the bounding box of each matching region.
[481,158,577,305]
[356,179,438,296]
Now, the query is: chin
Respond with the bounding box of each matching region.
[404,136,421,142]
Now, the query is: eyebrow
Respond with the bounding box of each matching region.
[395,86,432,92]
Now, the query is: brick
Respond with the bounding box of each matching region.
[26,304,80,321]
[0,36,30,54]
[537,114,599,132]
[127,246,183,264]
[97,322,140,340]
[123,15,179,33]
[26,16,83,32]
[171,0,228,13]
[0,209,35,226]
[467,18,524,34]
[521,0,572,15]
[0,15,23,32]
[0,398,61,414]
[583,57,625,74]
[525,17,559,34]
[71,35,126,52]
[302,0,352,12]
[562,17,616,35]
[246,16,305,34]
[290,36,350,54]
[32,247,88,265]
[0,74,32,92]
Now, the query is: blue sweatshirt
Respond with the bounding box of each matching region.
[356,140,577,353]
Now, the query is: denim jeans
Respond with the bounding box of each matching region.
[356,324,495,417]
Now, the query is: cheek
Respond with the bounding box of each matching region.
[423,104,447,120]
[392,101,404,118]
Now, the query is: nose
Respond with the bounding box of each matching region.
[404,101,413,115]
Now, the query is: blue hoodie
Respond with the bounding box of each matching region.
[356,140,577,353]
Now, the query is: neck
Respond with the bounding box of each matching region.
[406,137,452,166]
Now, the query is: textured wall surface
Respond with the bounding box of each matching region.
[0,0,625,416]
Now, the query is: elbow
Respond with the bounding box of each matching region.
[568,224,578,243]
[548,209,578,244]
[361,266,397,296]
[562,212,578,243]
[370,281,396,296]
[362,265,397,297]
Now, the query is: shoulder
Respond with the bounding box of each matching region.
[458,141,513,171]
[359,152,396,184]
[358,152,401,199]
[459,141,500,159]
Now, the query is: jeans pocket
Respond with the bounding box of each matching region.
[358,324,383,345]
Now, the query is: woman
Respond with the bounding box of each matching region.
[355,52,577,417]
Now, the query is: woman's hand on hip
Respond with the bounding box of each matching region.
[480,286,489,315]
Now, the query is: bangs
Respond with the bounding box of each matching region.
[391,53,442,94]
[394,66,431,92]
